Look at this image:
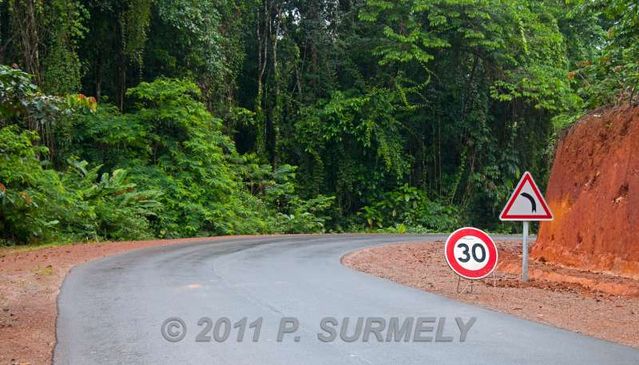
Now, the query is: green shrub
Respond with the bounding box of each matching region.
[0,125,161,244]
[0,126,63,242]
[62,160,160,240]
[357,185,460,232]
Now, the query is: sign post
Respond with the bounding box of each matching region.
[499,172,553,282]
[522,221,529,281]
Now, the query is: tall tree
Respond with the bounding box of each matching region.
[80,0,151,109]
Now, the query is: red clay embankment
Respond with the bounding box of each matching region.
[533,106,639,279]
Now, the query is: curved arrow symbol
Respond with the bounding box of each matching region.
[520,192,537,212]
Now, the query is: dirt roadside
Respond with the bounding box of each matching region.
[0,236,266,365]
[343,241,639,348]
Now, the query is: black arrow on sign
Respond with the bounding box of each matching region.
[520,192,537,212]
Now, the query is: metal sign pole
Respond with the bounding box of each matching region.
[522,221,529,282]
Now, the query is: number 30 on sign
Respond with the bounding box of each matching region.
[445,227,498,280]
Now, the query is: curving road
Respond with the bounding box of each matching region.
[54,234,639,364]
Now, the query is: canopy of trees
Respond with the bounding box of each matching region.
[0,0,637,244]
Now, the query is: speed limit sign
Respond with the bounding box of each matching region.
[445,227,498,280]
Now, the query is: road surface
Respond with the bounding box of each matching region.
[54,234,639,364]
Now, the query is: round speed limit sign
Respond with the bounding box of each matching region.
[445,227,498,280]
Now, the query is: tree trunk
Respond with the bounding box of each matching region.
[11,0,41,83]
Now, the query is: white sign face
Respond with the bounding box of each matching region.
[452,235,490,271]
[500,171,553,221]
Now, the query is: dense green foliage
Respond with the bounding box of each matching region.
[0,0,636,244]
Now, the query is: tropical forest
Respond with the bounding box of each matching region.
[0,0,637,244]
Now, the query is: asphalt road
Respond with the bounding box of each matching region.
[54,234,639,364]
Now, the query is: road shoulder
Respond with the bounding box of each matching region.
[342,240,639,348]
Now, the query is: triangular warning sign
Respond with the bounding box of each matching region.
[500,171,553,221]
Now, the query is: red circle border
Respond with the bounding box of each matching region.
[444,227,498,280]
